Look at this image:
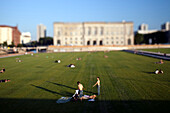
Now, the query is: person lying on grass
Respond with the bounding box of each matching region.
[55,60,61,63]
[0,79,10,83]
[155,59,164,64]
[0,67,5,73]
[67,64,75,68]
[72,90,96,101]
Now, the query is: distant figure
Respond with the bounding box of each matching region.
[67,64,75,68]
[93,77,100,95]
[155,59,164,64]
[76,58,81,60]
[159,69,164,74]
[0,68,5,73]
[31,53,34,56]
[55,60,61,63]
[16,59,22,62]
[155,69,163,74]
[104,55,108,58]
[77,81,84,99]
[0,79,10,83]
[155,69,159,74]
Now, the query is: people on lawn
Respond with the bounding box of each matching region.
[72,89,96,101]
[93,77,100,95]
[76,58,81,60]
[77,81,84,100]
[67,64,75,68]
[55,60,61,63]
[155,69,163,74]
[0,79,10,83]
[0,67,5,73]
[155,59,164,64]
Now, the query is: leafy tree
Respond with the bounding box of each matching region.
[31,41,37,47]
[134,33,144,44]
[17,44,23,47]
[39,37,53,46]
[3,41,8,47]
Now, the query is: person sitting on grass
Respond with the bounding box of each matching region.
[0,79,10,83]
[155,59,164,64]
[0,67,5,73]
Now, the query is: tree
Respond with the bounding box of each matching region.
[17,44,23,47]
[38,37,53,46]
[134,33,144,44]
[31,41,37,47]
[8,41,15,47]
[3,41,8,47]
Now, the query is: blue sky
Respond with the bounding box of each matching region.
[1,0,170,40]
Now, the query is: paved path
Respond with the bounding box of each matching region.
[0,53,25,59]
[124,50,170,61]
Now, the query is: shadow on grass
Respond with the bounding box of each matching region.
[0,98,169,113]
[46,81,95,95]
[31,84,72,97]
[142,71,155,74]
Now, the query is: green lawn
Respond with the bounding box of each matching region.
[0,51,170,113]
[141,48,170,54]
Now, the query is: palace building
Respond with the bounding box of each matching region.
[53,21,134,46]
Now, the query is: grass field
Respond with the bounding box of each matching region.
[141,48,170,54]
[0,51,170,113]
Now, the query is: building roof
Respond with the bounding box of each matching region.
[54,21,133,24]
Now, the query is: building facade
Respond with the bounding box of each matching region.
[137,23,157,34]
[161,22,170,31]
[53,22,134,46]
[37,24,46,42]
[20,32,31,44]
[0,25,21,46]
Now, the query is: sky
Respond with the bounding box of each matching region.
[0,0,170,40]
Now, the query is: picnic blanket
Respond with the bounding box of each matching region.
[56,97,72,104]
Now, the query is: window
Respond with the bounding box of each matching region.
[95,27,97,35]
[87,41,90,45]
[88,27,91,35]
[101,27,103,35]
[111,37,114,40]
[58,31,60,36]
[99,40,103,45]
[116,37,119,39]
[70,37,72,40]
[65,38,67,40]
[128,39,131,45]
[75,37,77,40]
[112,41,114,44]
[57,40,61,45]
[106,42,109,44]
[93,41,97,45]
[116,41,119,44]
